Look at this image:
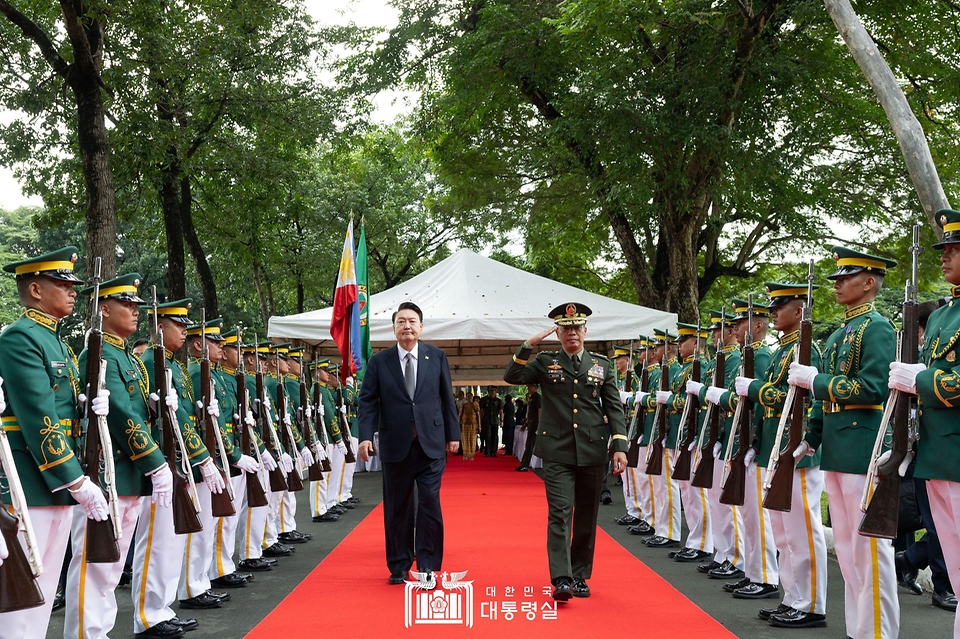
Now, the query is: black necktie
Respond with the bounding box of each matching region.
[573,354,581,370]
[405,353,416,398]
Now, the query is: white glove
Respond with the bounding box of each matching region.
[234,454,260,474]
[70,479,109,521]
[788,362,818,389]
[712,442,722,459]
[619,391,633,404]
[261,450,278,471]
[207,397,220,418]
[282,414,292,426]
[150,465,173,508]
[876,449,914,478]
[655,391,671,405]
[339,404,347,415]
[244,411,255,426]
[705,386,725,405]
[200,460,225,494]
[149,392,160,411]
[345,376,355,388]
[734,376,755,397]
[91,390,110,417]
[317,402,325,417]
[0,376,5,414]
[686,380,704,396]
[744,448,756,477]
[300,447,315,467]
[280,453,294,474]
[889,362,925,394]
[165,388,179,413]
[0,527,7,565]
[635,391,649,403]
[793,440,815,458]
[687,440,696,452]
[337,439,348,454]
[312,442,327,461]
[304,404,313,420]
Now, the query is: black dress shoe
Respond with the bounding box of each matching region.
[278,531,308,544]
[388,571,407,585]
[169,616,199,631]
[733,582,780,599]
[347,497,360,504]
[330,505,347,515]
[211,573,248,588]
[600,491,612,505]
[616,515,641,526]
[697,560,721,574]
[759,603,793,620]
[675,548,712,563]
[263,543,293,557]
[709,561,745,580]
[551,577,573,602]
[52,585,65,611]
[515,466,529,472]
[572,577,590,598]
[313,512,340,522]
[339,501,357,509]
[237,558,273,572]
[206,590,231,602]
[768,609,827,628]
[722,577,751,593]
[235,572,254,583]
[119,566,133,586]
[895,551,922,595]
[628,522,654,536]
[136,620,185,639]
[933,591,958,612]
[645,536,679,548]
[179,592,222,609]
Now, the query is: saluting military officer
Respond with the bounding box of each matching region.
[135,299,224,638]
[788,247,899,639]
[0,247,110,639]
[503,303,628,601]
[737,283,828,628]
[889,209,960,638]
[64,273,172,639]
[612,345,643,527]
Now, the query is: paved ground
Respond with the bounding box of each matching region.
[45,465,955,638]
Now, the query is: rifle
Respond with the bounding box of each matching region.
[275,350,304,492]
[720,296,755,506]
[311,376,333,472]
[0,380,44,612]
[333,367,357,463]
[673,323,702,481]
[254,338,287,493]
[236,330,268,508]
[151,287,202,534]
[859,226,921,538]
[80,257,121,563]
[644,339,670,475]
[625,346,649,468]
[692,310,727,489]
[299,366,325,482]
[763,260,816,511]
[200,311,236,517]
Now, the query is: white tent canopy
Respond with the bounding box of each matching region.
[269,249,676,384]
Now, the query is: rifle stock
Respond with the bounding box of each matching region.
[692,338,725,489]
[644,348,670,476]
[201,355,235,518]
[673,334,702,481]
[256,371,288,493]
[720,300,755,507]
[275,364,304,492]
[0,419,44,611]
[236,351,269,508]
[334,377,357,464]
[626,359,649,468]
[312,381,333,472]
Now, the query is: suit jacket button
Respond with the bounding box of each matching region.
[573,394,578,399]
[573,409,578,414]
[573,424,578,428]
[574,380,579,384]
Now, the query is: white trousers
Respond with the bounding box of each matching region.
[824,471,899,639]
[765,466,827,615]
[210,474,246,579]
[927,479,960,639]
[0,506,71,639]
[309,478,328,517]
[652,448,681,541]
[264,488,282,548]
[279,489,298,533]
[740,467,778,585]
[237,468,269,560]
[131,497,186,633]
[339,436,358,500]
[326,445,347,508]
[178,483,216,600]
[636,446,657,527]
[621,465,643,519]
[672,450,712,552]
[708,459,744,567]
[64,498,140,639]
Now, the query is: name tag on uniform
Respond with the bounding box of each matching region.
[50,361,66,369]
[547,360,564,383]
[126,369,138,377]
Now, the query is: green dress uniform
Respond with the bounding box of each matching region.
[700,343,742,456]
[503,302,627,586]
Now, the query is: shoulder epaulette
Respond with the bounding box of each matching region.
[590,352,609,362]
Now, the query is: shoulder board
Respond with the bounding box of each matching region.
[536,351,559,358]
[589,352,609,362]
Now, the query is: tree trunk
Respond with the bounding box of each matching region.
[178,175,219,317]
[159,158,186,300]
[824,0,950,230]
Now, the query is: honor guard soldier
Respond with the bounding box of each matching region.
[65,273,172,639]
[889,209,960,637]
[0,247,110,639]
[671,324,713,562]
[739,284,828,627]
[641,329,682,549]
[788,247,900,639]
[504,302,628,601]
[135,299,223,638]
[696,310,746,580]
[718,299,779,600]
[322,364,351,517]
[279,346,318,543]
[626,337,658,537]
[613,345,643,527]
[208,328,259,588]
[307,358,344,522]
[338,371,361,505]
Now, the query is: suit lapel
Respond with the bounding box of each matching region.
[384,345,407,397]
[414,344,428,399]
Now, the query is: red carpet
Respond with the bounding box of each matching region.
[247,455,734,638]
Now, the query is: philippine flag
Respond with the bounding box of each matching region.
[330,219,364,376]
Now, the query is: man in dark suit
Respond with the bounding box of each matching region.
[357,301,461,585]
